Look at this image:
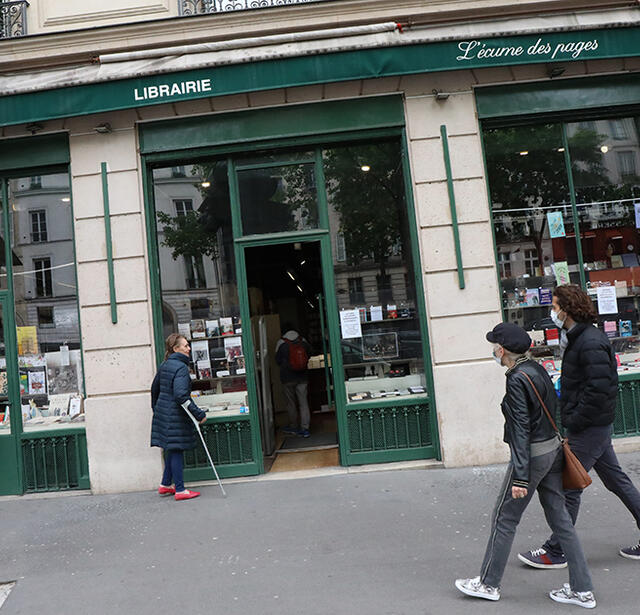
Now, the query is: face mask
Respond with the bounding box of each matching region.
[492,349,503,366]
[550,309,565,328]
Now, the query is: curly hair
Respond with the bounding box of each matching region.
[553,284,597,323]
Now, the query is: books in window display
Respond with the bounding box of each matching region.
[190,319,206,339]
[47,365,79,395]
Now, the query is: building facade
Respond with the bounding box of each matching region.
[1,0,640,495]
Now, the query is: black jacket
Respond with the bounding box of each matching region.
[502,359,559,489]
[150,353,206,450]
[560,322,618,433]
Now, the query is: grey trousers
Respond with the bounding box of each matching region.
[544,423,640,556]
[480,448,593,592]
[283,381,310,430]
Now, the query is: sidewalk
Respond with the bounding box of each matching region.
[1,452,639,614]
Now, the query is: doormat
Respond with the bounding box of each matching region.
[0,582,15,609]
[278,431,338,452]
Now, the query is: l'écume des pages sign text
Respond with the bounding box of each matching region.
[456,36,599,63]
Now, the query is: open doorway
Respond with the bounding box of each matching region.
[245,241,338,472]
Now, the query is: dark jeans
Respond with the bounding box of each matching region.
[544,424,640,556]
[481,448,593,592]
[161,449,185,492]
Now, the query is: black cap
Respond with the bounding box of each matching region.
[486,322,531,354]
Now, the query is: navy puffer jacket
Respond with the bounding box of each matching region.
[150,352,206,450]
[560,323,618,433]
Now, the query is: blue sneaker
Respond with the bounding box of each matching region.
[518,547,567,569]
[297,429,310,438]
[282,425,297,435]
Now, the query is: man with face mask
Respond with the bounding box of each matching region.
[520,284,640,568]
[456,322,595,609]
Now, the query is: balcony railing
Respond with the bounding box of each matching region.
[0,0,28,39]
[179,0,323,16]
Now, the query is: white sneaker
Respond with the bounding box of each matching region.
[455,576,500,601]
[549,583,596,609]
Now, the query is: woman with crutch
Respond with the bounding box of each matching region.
[151,333,207,501]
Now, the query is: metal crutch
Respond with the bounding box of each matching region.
[181,401,227,497]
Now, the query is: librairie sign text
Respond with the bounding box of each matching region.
[133,78,213,101]
[456,37,599,62]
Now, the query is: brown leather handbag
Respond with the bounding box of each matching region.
[520,372,592,490]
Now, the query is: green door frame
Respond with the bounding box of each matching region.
[0,291,24,495]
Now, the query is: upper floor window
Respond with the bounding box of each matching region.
[29,176,42,190]
[30,210,47,243]
[174,199,194,217]
[33,257,53,297]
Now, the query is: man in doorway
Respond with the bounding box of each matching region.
[276,324,312,438]
[519,284,640,568]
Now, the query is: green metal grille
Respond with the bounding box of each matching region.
[347,403,432,453]
[184,420,254,468]
[614,380,640,438]
[22,433,89,493]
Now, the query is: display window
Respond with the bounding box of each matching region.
[0,172,85,433]
[324,140,427,403]
[153,160,249,418]
[484,114,640,375]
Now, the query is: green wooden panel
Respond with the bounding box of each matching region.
[0,133,69,172]
[477,73,640,121]
[2,27,640,127]
[139,96,405,154]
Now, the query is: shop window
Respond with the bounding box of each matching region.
[485,114,640,377]
[325,139,427,403]
[33,258,53,297]
[237,151,318,235]
[30,210,47,243]
[37,306,55,328]
[153,160,248,418]
[6,173,85,433]
[348,277,364,304]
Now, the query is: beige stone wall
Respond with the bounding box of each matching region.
[67,112,160,494]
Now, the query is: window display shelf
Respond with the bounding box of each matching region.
[360,317,415,325]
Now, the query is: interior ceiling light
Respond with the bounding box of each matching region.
[519,151,529,156]
[296,285,303,293]
[61,197,71,202]
[287,270,295,280]
[299,260,306,265]
[201,181,211,188]
[360,165,371,172]
[557,147,565,152]
[600,145,609,153]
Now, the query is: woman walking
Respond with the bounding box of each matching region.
[151,333,207,501]
[455,322,596,608]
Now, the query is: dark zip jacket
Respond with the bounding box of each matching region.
[502,358,559,489]
[560,322,618,433]
[150,352,206,450]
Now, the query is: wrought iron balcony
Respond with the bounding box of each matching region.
[179,0,323,16]
[0,0,28,39]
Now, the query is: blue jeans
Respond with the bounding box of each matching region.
[161,449,184,492]
[544,424,640,556]
[481,448,593,592]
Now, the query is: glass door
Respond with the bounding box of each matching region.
[0,292,23,495]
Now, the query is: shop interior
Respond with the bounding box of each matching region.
[245,241,338,472]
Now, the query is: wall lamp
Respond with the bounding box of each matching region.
[548,66,566,79]
[94,122,112,134]
[432,89,450,101]
[25,123,43,135]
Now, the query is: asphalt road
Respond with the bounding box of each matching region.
[1,452,639,614]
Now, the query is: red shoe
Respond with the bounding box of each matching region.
[158,485,176,495]
[175,490,200,501]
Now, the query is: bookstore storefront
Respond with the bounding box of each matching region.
[0,137,89,496]
[477,74,640,439]
[2,21,640,493]
[141,97,438,479]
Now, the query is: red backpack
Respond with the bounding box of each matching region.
[284,338,309,371]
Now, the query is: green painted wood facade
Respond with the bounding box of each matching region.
[0,134,89,495]
[142,96,440,477]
